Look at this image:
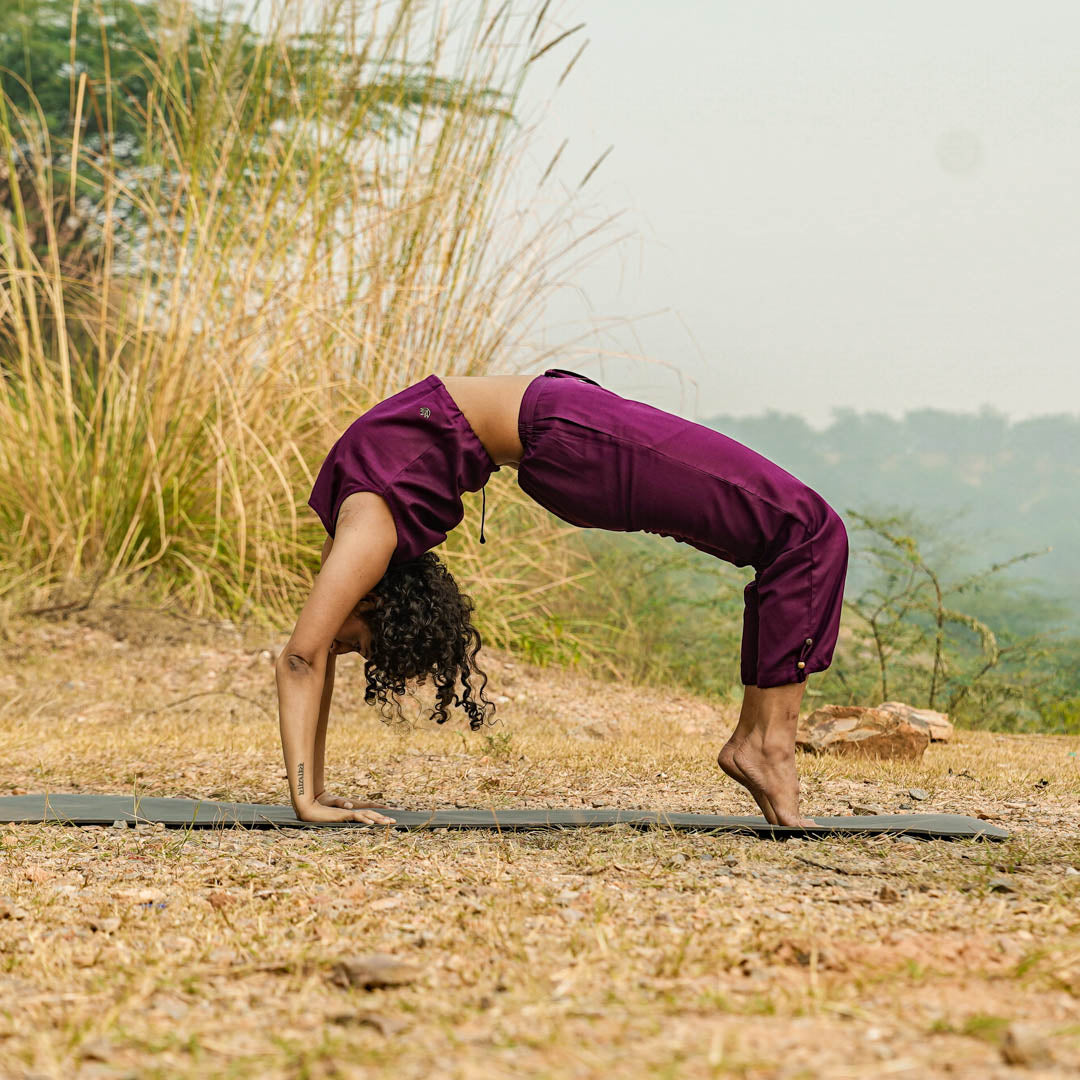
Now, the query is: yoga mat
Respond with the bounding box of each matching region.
[0,795,1009,840]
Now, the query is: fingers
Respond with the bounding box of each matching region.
[351,810,396,826]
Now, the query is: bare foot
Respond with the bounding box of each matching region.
[717,743,778,824]
[717,738,816,828]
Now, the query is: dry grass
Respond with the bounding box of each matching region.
[1,605,1078,1079]
[0,0,621,631]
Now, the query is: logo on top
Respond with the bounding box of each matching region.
[419,406,431,419]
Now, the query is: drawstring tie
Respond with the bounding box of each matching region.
[478,486,486,544]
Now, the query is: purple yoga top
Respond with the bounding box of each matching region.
[308,374,501,567]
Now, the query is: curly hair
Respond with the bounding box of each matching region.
[358,551,496,731]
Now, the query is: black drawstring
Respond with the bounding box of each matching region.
[478,486,486,544]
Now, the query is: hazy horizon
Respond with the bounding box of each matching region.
[510,1,1080,430]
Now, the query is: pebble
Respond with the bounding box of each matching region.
[330,954,422,990]
[907,788,929,801]
[1000,1022,1053,1067]
[987,875,1018,894]
[850,803,884,816]
[723,856,739,867]
[1065,867,1079,877]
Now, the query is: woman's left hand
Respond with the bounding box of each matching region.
[314,790,403,812]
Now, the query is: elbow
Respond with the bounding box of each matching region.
[275,651,321,678]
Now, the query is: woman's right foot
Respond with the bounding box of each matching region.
[717,742,777,824]
[717,738,816,828]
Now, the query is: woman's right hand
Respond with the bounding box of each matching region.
[293,801,396,826]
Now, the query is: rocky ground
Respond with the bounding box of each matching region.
[0,603,1078,1079]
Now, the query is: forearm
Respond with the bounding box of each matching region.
[313,648,336,796]
[275,654,328,811]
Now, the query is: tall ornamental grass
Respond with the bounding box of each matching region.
[0,0,627,643]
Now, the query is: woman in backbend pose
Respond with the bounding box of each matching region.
[276,369,849,827]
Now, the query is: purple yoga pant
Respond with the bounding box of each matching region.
[518,369,849,688]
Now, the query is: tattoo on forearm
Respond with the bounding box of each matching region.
[297,762,304,796]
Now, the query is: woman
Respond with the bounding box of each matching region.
[276,369,848,828]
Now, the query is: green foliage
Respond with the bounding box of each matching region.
[0,0,503,148]
[832,506,1077,730]
[706,405,1080,634]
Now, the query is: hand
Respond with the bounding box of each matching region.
[294,799,397,826]
[316,790,403,814]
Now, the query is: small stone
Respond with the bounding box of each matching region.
[111,820,129,829]
[89,916,121,933]
[1000,1022,1053,1067]
[78,1040,112,1062]
[560,908,585,923]
[877,883,901,903]
[907,788,929,801]
[898,803,913,810]
[1065,867,1079,877]
[329,1011,406,1036]
[987,875,1017,894]
[669,853,688,866]
[330,954,421,990]
[0,899,28,920]
[850,803,884,816]
[723,856,739,867]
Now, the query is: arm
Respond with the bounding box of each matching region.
[275,510,395,824]
[312,644,335,799]
[311,534,336,799]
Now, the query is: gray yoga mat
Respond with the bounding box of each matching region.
[0,794,1009,840]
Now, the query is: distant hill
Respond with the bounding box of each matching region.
[702,405,1080,633]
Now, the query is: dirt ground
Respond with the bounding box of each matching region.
[0,603,1078,1079]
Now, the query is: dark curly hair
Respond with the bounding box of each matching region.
[358,551,496,730]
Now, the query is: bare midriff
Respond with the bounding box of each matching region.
[439,373,535,470]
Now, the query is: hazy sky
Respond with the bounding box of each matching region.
[509,1,1080,428]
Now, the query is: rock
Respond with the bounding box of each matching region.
[78,1040,113,1062]
[1000,1022,1053,1067]
[877,701,954,742]
[0,899,28,920]
[329,1010,407,1036]
[330,953,421,990]
[877,884,901,903]
[987,875,1017,894]
[1065,866,1079,877]
[850,803,884,816]
[796,705,930,761]
[907,788,929,801]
